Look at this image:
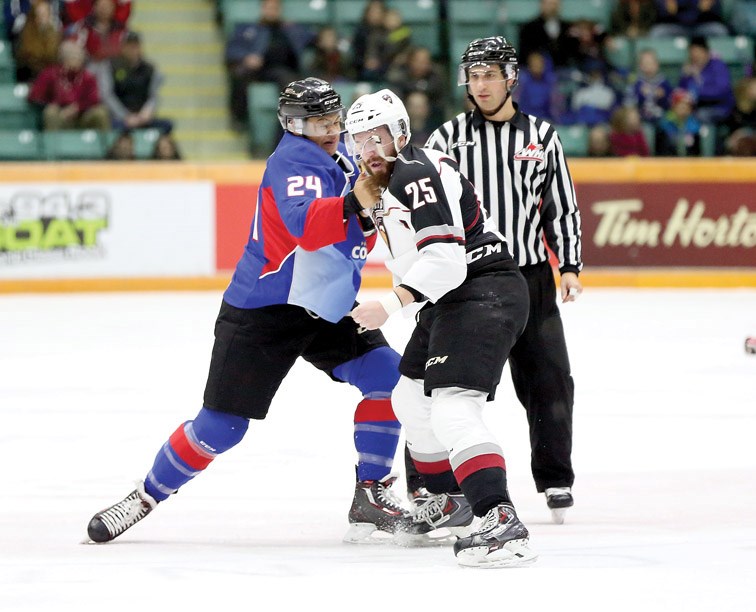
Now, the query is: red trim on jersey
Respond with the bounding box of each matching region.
[354,398,397,422]
[416,234,465,249]
[413,457,453,475]
[169,424,215,471]
[298,197,348,251]
[260,185,298,276]
[453,453,506,483]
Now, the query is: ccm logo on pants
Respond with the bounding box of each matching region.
[426,356,448,368]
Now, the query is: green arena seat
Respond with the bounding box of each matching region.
[0,129,43,160]
[708,35,755,81]
[247,82,281,156]
[221,0,259,37]
[447,0,503,46]
[283,0,331,24]
[555,125,588,157]
[560,0,612,28]
[42,130,108,160]
[0,83,38,129]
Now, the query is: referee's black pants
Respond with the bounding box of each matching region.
[509,260,575,492]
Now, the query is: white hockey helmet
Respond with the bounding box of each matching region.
[344,89,411,162]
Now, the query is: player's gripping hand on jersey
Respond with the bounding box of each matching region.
[352,170,382,210]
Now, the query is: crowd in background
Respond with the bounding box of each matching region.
[3,0,755,159]
[2,0,180,159]
[222,0,755,157]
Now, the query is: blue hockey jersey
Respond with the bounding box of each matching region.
[223,133,375,323]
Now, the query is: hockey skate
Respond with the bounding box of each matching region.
[397,491,475,546]
[453,503,538,568]
[87,481,157,543]
[343,474,414,544]
[545,487,573,525]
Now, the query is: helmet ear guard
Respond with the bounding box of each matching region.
[344,89,411,162]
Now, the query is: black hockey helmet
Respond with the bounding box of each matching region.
[277,77,346,136]
[458,36,519,89]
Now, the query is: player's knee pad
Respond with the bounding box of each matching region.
[332,346,400,397]
[392,375,432,433]
[430,387,496,453]
[190,406,249,455]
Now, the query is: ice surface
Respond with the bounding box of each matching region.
[1,288,755,611]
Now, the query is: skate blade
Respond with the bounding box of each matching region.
[456,540,538,569]
[550,507,567,524]
[343,523,396,545]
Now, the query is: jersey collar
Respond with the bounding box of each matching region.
[471,102,529,132]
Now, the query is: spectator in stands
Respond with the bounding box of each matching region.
[628,48,673,122]
[725,77,756,155]
[656,88,702,155]
[569,18,610,75]
[351,0,388,82]
[383,8,412,69]
[648,0,730,38]
[306,26,353,83]
[587,124,613,156]
[224,0,314,128]
[15,0,62,83]
[28,39,109,130]
[405,90,432,146]
[514,50,561,122]
[679,35,734,125]
[609,105,650,155]
[62,0,130,27]
[518,0,578,69]
[571,61,619,126]
[151,131,182,160]
[106,129,135,160]
[69,0,126,68]
[3,0,61,46]
[610,0,657,39]
[387,46,445,125]
[98,31,173,133]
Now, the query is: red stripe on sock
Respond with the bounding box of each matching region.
[454,453,506,484]
[413,458,453,475]
[169,424,215,471]
[354,398,397,422]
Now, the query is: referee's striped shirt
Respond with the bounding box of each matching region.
[425,106,583,275]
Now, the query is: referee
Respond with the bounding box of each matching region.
[420,36,583,524]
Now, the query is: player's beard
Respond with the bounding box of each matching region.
[370,160,395,190]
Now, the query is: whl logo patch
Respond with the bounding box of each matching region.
[426,355,449,368]
[514,142,545,162]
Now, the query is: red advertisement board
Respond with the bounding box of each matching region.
[578,182,756,267]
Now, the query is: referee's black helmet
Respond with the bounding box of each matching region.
[458,36,519,88]
[277,77,345,134]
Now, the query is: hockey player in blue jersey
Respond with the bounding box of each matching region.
[86,78,412,544]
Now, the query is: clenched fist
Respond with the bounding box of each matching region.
[353,171,382,210]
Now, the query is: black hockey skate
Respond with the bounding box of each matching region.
[343,474,414,544]
[453,503,538,568]
[545,487,573,525]
[87,481,157,543]
[406,492,474,542]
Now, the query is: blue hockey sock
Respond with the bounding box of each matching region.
[143,407,248,501]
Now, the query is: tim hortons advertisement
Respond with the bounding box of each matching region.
[0,182,215,278]
[578,183,756,267]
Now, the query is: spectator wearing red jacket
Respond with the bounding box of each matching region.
[62,0,130,26]
[70,0,126,65]
[609,106,650,156]
[28,39,110,130]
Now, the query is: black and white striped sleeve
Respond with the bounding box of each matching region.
[541,128,583,275]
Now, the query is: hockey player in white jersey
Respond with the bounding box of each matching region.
[344,89,538,567]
